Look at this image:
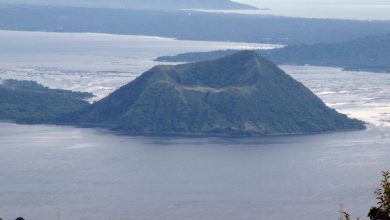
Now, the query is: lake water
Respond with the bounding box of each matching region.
[1,31,390,220]
[1,123,390,220]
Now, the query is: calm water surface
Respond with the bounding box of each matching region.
[1,30,390,220]
[1,123,390,220]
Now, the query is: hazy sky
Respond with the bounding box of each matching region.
[236,0,390,6]
[234,0,390,20]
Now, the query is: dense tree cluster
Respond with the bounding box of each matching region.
[0,79,92,123]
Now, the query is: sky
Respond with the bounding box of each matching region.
[235,0,390,7]
[234,0,390,20]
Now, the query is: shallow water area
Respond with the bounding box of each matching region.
[0,30,279,101]
[283,65,390,127]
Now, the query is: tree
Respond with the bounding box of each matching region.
[368,171,390,220]
[15,217,25,220]
[343,211,351,220]
[342,209,361,220]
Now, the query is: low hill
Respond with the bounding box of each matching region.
[0,79,92,123]
[156,33,390,73]
[73,51,365,136]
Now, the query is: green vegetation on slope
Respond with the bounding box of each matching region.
[74,51,365,136]
[0,79,92,123]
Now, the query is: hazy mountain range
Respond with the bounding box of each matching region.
[157,33,390,73]
[1,5,390,45]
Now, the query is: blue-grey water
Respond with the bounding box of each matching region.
[1,30,390,220]
[1,122,390,220]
